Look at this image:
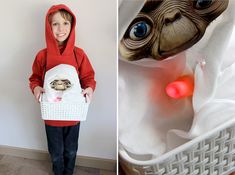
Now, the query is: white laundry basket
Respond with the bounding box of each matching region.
[40,64,89,121]
[40,95,89,121]
[119,119,235,175]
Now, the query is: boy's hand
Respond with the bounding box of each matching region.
[33,86,45,102]
[82,87,93,103]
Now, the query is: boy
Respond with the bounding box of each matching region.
[29,4,96,175]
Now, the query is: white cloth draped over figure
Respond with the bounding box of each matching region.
[119,0,235,160]
[42,64,84,103]
[40,64,89,121]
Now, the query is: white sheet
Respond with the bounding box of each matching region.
[42,64,84,103]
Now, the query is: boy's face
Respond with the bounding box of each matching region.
[51,12,71,45]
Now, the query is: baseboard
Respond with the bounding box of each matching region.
[0,145,116,171]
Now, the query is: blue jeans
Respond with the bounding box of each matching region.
[45,123,80,175]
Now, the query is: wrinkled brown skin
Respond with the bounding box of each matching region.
[120,0,229,61]
[50,79,72,91]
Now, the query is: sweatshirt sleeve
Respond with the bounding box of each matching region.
[29,53,44,93]
[78,51,96,91]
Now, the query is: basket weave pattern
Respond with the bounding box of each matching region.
[40,101,89,121]
[120,123,235,175]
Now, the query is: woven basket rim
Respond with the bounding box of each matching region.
[119,118,235,165]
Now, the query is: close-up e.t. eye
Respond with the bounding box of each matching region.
[194,0,213,9]
[129,21,151,41]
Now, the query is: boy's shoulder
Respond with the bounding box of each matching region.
[74,46,86,56]
[35,48,47,60]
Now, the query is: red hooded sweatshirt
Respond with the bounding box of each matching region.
[29,4,96,126]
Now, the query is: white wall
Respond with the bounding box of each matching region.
[0,0,117,160]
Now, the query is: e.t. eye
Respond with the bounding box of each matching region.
[129,21,151,41]
[194,0,213,9]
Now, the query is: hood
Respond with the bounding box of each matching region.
[45,4,76,56]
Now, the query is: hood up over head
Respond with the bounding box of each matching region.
[45,4,76,56]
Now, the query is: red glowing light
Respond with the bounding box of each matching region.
[166,75,194,99]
